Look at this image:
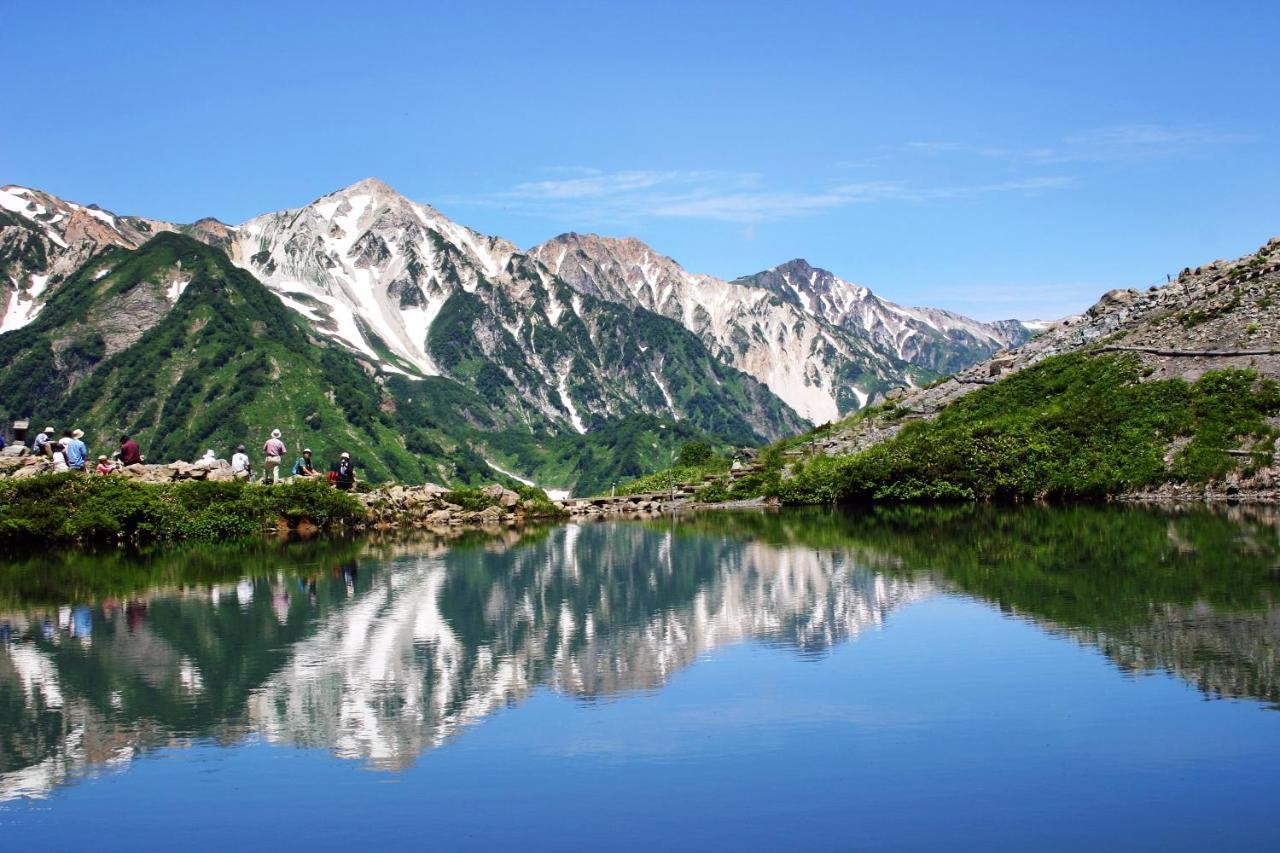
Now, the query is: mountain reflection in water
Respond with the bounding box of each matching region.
[2,504,1278,799]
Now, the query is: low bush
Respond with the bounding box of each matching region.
[441,487,500,511]
[514,485,566,517]
[0,475,365,546]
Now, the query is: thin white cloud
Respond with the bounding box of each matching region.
[905,123,1248,165]
[449,171,1074,224]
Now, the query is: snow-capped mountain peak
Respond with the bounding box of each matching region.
[735,258,1036,377]
[233,178,520,376]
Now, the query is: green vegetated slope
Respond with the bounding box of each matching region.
[775,352,1280,502]
[424,263,803,445]
[0,233,742,493]
[0,233,445,481]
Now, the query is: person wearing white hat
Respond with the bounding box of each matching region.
[33,426,55,457]
[64,429,88,472]
[292,448,319,479]
[331,451,356,491]
[262,429,286,484]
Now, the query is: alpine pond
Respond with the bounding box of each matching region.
[1,505,1278,850]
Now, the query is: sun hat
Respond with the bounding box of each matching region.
[340,451,350,459]
[236,444,246,452]
[43,425,54,433]
[270,429,282,438]
[98,455,107,461]
[72,429,84,439]
[303,447,312,453]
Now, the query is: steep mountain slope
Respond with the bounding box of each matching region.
[735,259,1040,375]
[0,233,749,493]
[229,179,803,442]
[530,235,1037,421]
[529,234,919,423]
[773,237,1280,502]
[0,185,177,333]
[0,232,448,481]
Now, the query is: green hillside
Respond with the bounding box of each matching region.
[0,234,741,492]
[775,352,1280,503]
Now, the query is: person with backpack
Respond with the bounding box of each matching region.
[262,429,286,484]
[330,452,356,491]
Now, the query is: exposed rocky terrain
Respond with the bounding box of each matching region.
[0,185,177,332]
[807,237,1280,474]
[533,234,1038,421]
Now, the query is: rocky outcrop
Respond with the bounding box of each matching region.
[357,483,563,529]
[809,237,1280,460]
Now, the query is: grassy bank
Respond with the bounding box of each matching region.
[0,475,365,545]
[772,353,1280,503]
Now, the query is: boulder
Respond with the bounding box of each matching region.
[482,483,520,508]
[1,445,29,457]
[1087,288,1139,317]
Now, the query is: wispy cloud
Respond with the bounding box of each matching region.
[905,123,1248,165]
[449,169,1073,224]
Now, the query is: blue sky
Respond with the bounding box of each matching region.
[3,0,1277,319]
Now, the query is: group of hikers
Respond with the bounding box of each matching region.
[15,425,360,490]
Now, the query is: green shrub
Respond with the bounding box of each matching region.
[0,475,364,546]
[768,353,1280,505]
[442,487,499,511]
[676,441,717,468]
[514,485,566,517]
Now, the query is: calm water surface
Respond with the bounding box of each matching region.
[1,505,1278,850]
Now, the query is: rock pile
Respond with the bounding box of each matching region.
[560,493,676,517]
[358,483,557,529]
[0,453,242,482]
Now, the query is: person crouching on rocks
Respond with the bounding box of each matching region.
[293,448,319,479]
[34,426,55,457]
[331,452,356,491]
[262,429,286,484]
[231,445,252,480]
[96,455,118,475]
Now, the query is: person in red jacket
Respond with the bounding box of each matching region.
[119,435,143,466]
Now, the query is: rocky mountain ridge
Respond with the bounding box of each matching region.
[3,180,1042,431]
[228,179,801,442]
[531,233,1039,421]
[807,236,1280,460]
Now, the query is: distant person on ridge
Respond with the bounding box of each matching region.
[119,434,143,466]
[293,448,319,479]
[231,445,252,480]
[263,429,286,484]
[64,429,88,472]
[331,452,356,491]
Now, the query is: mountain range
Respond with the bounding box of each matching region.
[0,179,1040,492]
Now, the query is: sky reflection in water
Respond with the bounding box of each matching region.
[1,505,1278,850]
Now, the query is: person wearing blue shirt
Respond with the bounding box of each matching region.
[64,428,88,471]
